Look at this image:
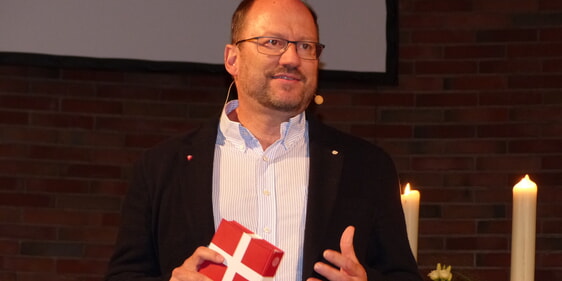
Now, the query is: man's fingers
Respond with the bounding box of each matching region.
[183,246,224,269]
[339,226,359,262]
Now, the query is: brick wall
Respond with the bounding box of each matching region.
[1,0,561,280]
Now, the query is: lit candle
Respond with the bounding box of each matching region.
[401,183,420,260]
[510,174,537,281]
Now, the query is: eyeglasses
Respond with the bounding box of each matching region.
[235,36,325,60]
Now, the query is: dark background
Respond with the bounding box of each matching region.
[1,1,561,280]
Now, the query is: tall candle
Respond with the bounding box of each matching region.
[401,183,420,260]
[510,174,537,281]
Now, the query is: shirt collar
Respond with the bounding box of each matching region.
[217,100,307,151]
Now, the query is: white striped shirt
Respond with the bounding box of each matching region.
[213,100,309,281]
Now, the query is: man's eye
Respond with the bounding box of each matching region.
[300,43,312,50]
[264,39,282,47]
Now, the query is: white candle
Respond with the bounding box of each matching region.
[510,174,537,281]
[401,183,420,260]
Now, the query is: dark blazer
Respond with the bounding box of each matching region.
[105,117,422,281]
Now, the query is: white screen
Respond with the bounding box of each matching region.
[0,0,389,73]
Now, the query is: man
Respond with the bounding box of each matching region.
[105,0,422,280]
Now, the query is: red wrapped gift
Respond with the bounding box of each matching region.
[199,219,284,281]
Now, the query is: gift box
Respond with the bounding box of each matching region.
[199,219,284,281]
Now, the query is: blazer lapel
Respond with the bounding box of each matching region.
[302,119,344,279]
[179,121,219,243]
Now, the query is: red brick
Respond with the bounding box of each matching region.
[539,0,562,9]
[56,259,108,274]
[0,207,22,223]
[445,75,507,90]
[543,156,562,169]
[61,99,122,115]
[476,253,511,266]
[473,0,538,12]
[0,95,58,111]
[28,145,91,162]
[26,178,90,194]
[476,156,542,171]
[57,131,125,147]
[0,111,29,125]
[0,143,28,158]
[351,124,412,139]
[416,93,478,107]
[508,43,562,58]
[0,78,28,93]
[55,195,121,211]
[30,113,94,130]
[0,160,60,176]
[412,30,475,44]
[542,219,562,234]
[399,45,443,60]
[61,69,124,82]
[477,124,541,138]
[0,193,52,207]
[538,252,562,267]
[20,242,83,257]
[479,59,542,74]
[122,101,186,118]
[413,0,472,12]
[540,27,562,42]
[63,164,122,179]
[478,220,511,234]
[422,220,477,236]
[381,109,442,123]
[444,45,505,59]
[447,236,509,250]
[444,108,509,123]
[543,58,562,72]
[509,140,562,153]
[95,116,190,133]
[97,84,160,100]
[30,80,96,97]
[0,177,24,191]
[418,188,473,203]
[58,227,117,243]
[510,106,562,122]
[417,252,475,267]
[23,208,103,225]
[91,149,140,165]
[476,29,538,42]
[442,204,506,219]
[0,127,58,143]
[3,256,55,272]
[84,244,115,259]
[478,91,543,105]
[509,75,562,89]
[0,240,19,255]
[415,61,477,74]
[414,125,476,138]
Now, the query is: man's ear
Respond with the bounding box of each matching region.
[224,44,238,76]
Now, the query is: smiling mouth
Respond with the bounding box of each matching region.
[272,74,301,81]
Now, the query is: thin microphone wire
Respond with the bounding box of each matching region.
[223,81,235,108]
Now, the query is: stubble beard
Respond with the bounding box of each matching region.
[253,69,316,113]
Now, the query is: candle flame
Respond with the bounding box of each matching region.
[514,174,537,189]
[404,183,411,194]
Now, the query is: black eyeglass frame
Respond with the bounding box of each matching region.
[235,36,325,60]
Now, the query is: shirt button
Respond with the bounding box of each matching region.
[262,155,269,161]
[263,190,271,196]
[263,227,271,233]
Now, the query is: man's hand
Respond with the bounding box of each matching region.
[308,226,368,281]
[170,246,224,281]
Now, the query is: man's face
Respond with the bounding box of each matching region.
[229,0,319,116]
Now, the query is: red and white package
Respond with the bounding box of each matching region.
[199,219,284,281]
